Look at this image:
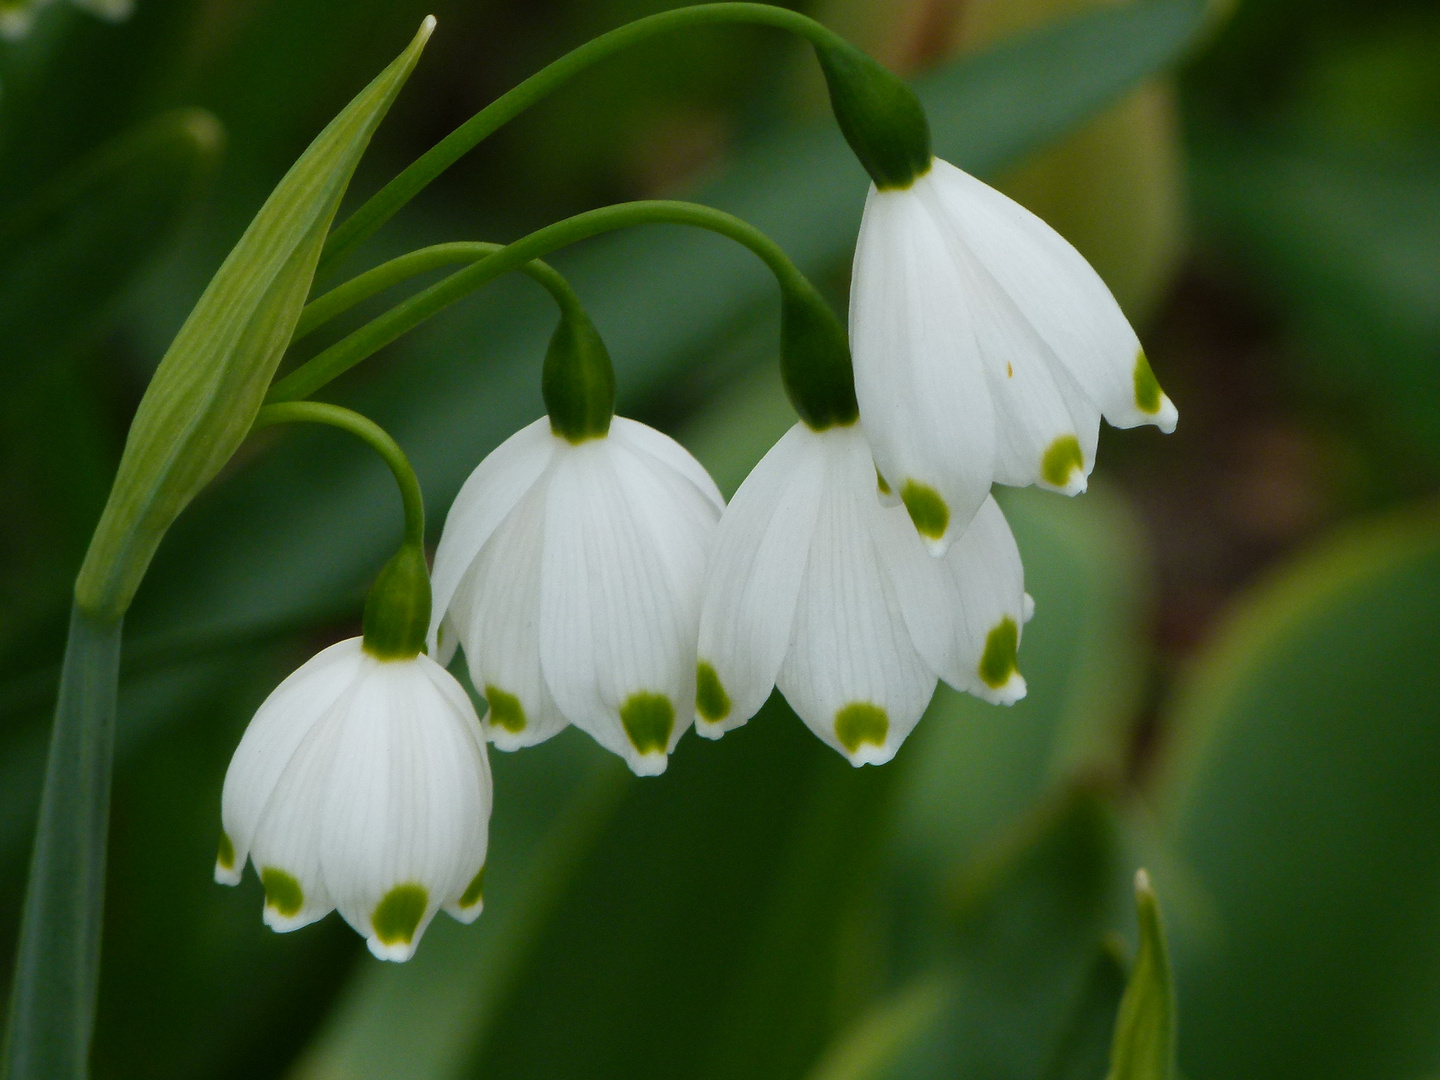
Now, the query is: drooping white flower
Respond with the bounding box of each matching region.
[696,421,1031,766]
[849,156,1177,553]
[215,638,492,962]
[429,415,724,777]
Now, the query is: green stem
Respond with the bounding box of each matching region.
[251,402,425,550]
[318,3,846,275]
[3,606,122,1080]
[270,200,816,405]
[295,242,582,342]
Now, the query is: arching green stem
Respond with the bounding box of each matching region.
[295,242,583,342]
[251,401,424,550]
[319,4,854,275]
[269,200,827,405]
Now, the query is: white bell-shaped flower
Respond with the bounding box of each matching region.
[215,638,492,962]
[429,416,724,776]
[696,421,1031,766]
[849,156,1177,553]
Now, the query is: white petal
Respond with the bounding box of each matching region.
[609,417,725,514]
[450,477,569,751]
[218,638,363,886]
[696,424,826,737]
[776,428,938,766]
[248,675,359,933]
[319,656,490,962]
[850,182,996,553]
[539,437,716,775]
[428,417,557,654]
[926,158,1176,433]
[884,495,1029,705]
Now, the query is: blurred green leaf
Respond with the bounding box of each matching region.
[818,785,1132,1080]
[73,17,433,620]
[803,977,950,1080]
[1042,941,1128,1080]
[1104,872,1174,1080]
[0,108,222,365]
[0,109,222,659]
[1189,119,1440,468]
[457,701,895,1080]
[1160,505,1440,1079]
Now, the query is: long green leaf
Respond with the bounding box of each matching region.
[72,17,433,621]
[1,607,121,1080]
[1160,507,1440,1079]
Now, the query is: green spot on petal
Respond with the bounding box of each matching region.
[900,480,948,540]
[485,684,526,733]
[875,469,891,496]
[216,831,235,871]
[696,662,730,723]
[979,617,1020,689]
[1041,435,1084,488]
[372,883,429,946]
[1134,348,1163,414]
[261,868,304,917]
[834,703,889,754]
[459,865,485,909]
[620,692,674,755]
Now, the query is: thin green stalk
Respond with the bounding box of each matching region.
[270,200,814,405]
[251,402,425,549]
[295,242,581,342]
[2,607,122,1080]
[318,3,844,275]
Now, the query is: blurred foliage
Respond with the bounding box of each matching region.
[1,0,1438,1077]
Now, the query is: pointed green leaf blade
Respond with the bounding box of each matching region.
[1105,871,1175,1080]
[72,16,434,620]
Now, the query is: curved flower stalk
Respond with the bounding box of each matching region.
[849,156,1178,554]
[429,416,724,776]
[696,421,1031,767]
[216,639,492,961]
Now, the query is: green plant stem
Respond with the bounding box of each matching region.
[295,242,582,342]
[318,3,846,275]
[270,200,816,405]
[2,607,122,1080]
[251,401,425,549]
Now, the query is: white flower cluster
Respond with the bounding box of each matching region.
[216,152,1173,960]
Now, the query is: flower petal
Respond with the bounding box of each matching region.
[319,656,490,961]
[428,417,557,655]
[776,428,937,766]
[926,158,1176,433]
[883,494,1029,704]
[451,477,569,751]
[610,416,725,515]
[697,423,826,737]
[850,182,996,552]
[219,638,363,886]
[539,437,715,775]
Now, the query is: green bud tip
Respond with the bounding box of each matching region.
[362,542,432,660]
[812,35,931,190]
[780,283,858,431]
[543,302,615,443]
